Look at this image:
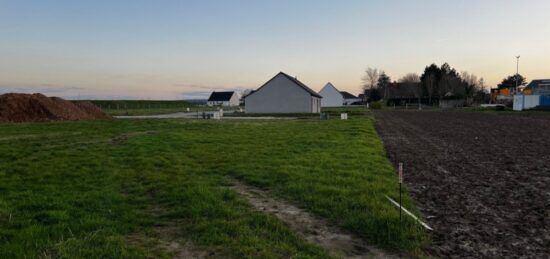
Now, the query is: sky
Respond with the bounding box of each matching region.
[1,0,549,99]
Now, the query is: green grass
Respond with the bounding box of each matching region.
[103,106,222,116]
[0,116,428,258]
[85,100,193,110]
[321,106,368,115]
[78,100,224,116]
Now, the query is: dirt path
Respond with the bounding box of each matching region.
[128,225,213,259]
[374,111,550,258]
[229,181,397,259]
[127,198,221,259]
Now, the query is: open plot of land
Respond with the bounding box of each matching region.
[0,116,426,258]
[83,100,220,116]
[374,110,550,258]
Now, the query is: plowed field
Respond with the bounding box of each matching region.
[375,111,550,258]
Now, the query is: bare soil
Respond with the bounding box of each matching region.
[0,93,111,122]
[127,199,223,259]
[229,181,397,259]
[374,110,550,258]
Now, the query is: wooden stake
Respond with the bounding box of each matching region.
[398,162,403,222]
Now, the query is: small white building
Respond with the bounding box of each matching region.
[319,82,361,107]
[207,91,240,106]
[244,72,322,113]
[340,91,362,105]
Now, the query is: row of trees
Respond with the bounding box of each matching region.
[361,63,490,104]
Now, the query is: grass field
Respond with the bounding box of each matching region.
[0,116,428,258]
[102,106,221,116]
[79,100,221,116]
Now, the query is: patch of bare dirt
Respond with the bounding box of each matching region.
[229,181,398,259]
[374,110,550,258]
[128,224,218,259]
[0,93,111,123]
[127,194,223,259]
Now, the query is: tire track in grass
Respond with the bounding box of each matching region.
[229,180,399,259]
[126,196,224,259]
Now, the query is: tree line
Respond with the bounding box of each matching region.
[361,63,524,105]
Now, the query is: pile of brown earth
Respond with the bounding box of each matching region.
[0,93,111,123]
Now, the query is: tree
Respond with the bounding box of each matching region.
[420,64,442,104]
[399,73,421,105]
[377,72,391,100]
[498,74,527,89]
[438,63,464,99]
[424,73,437,104]
[478,78,485,90]
[361,67,379,92]
[440,63,458,78]
[461,71,479,98]
[399,73,420,83]
[367,87,382,102]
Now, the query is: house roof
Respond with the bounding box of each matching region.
[526,79,550,89]
[340,91,357,99]
[208,91,235,102]
[320,82,338,92]
[245,72,322,99]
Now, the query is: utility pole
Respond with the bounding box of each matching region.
[515,55,520,94]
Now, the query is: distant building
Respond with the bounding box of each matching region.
[244,72,322,113]
[490,87,514,104]
[318,83,361,106]
[207,91,239,106]
[319,83,343,107]
[340,91,362,105]
[523,79,550,95]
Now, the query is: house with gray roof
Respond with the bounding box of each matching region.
[244,72,322,113]
[207,91,239,106]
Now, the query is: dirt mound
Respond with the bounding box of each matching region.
[0,93,112,123]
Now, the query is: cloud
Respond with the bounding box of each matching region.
[0,85,86,95]
[173,83,250,91]
[181,91,211,99]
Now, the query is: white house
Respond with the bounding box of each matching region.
[207,91,240,106]
[319,82,361,106]
[319,83,343,107]
[244,72,322,113]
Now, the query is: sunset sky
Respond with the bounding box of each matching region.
[1,0,549,99]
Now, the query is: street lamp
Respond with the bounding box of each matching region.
[515,55,520,94]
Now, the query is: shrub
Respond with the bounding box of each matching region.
[369,101,382,109]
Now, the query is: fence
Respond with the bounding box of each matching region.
[513,95,541,111]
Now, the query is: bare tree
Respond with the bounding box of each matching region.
[461,71,481,99]
[362,67,379,91]
[478,77,485,90]
[400,73,422,107]
[399,73,421,83]
[461,71,478,87]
